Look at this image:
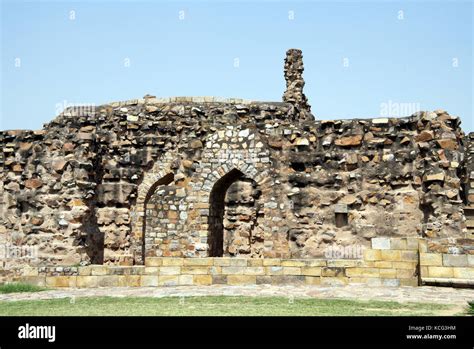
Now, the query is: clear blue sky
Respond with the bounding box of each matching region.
[1,0,472,131]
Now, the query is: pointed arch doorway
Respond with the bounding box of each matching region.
[208,168,263,257]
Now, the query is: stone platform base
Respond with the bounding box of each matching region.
[9,237,474,288]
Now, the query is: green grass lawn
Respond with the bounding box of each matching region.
[0,283,47,294]
[0,296,466,316]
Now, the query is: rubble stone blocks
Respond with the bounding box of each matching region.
[1,49,473,288]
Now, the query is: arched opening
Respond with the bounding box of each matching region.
[142,173,174,261]
[208,168,263,257]
[208,169,243,257]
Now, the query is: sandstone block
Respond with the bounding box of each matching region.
[468,255,474,266]
[400,278,418,286]
[97,275,119,287]
[380,250,401,261]
[301,267,321,276]
[406,238,419,250]
[243,267,265,275]
[181,266,209,275]
[144,267,160,275]
[228,259,247,267]
[262,258,282,266]
[304,260,327,267]
[162,258,184,266]
[122,275,141,287]
[183,258,213,266]
[371,238,391,250]
[271,275,305,285]
[392,261,417,270]
[140,275,159,287]
[76,276,98,288]
[227,275,256,285]
[366,278,383,287]
[159,267,181,275]
[265,266,283,275]
[21,276,46,287]
[305,276,321,285]
[442,254,468,267]
[90,266,108,276]
[193,275,212,285]
[255,276,272,285]
[420,253,443,266]
[400,251,418,262]
[390,238,407,250]
[159,275,179,286]
[212,275,228,284]
[46,276,76,288]
[282,267,302,275]
[379,269,397,278]
[452,267,474,279]
[382,279,401,287]
[213,258,231,266]
[396,269,415,279]
[145,258,163,267]
[281,260,306,267]
[374,261,393,268]
[320,277,348,286]
[345,268,379,278]
[247,259,263,267]
[222,266,245,275]
[208,266,222,275]
[363,249,382,261]
[178,275,194,285]
[428,267,454,278]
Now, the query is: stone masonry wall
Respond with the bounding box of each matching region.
[0,50,472,287]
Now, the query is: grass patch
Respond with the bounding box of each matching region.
[0,283,47,294]
[0,296,460,316]
[468,301,474,315]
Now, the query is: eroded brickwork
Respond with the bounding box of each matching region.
[0,50,472,283]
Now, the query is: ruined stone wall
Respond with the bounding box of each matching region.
[463,133,474,238]
[0,98,468,269]
[0,49,471,277]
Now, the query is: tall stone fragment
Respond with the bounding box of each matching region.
[282,49,312,119]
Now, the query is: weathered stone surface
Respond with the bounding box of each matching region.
[436,139,458,150]
[24,178,43,189]
[415,130,434,142]
[0,48,470,281]
[372,238,391,250]
[334,135,363,147]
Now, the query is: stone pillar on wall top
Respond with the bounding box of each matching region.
[282,49,312,120]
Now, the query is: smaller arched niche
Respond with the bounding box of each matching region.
[208,168,263,257]
[142,173,175,259]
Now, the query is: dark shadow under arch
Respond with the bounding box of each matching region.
[208,168,244,257]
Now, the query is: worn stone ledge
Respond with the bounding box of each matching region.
[16,252,423,288]
[422,277,474,287]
